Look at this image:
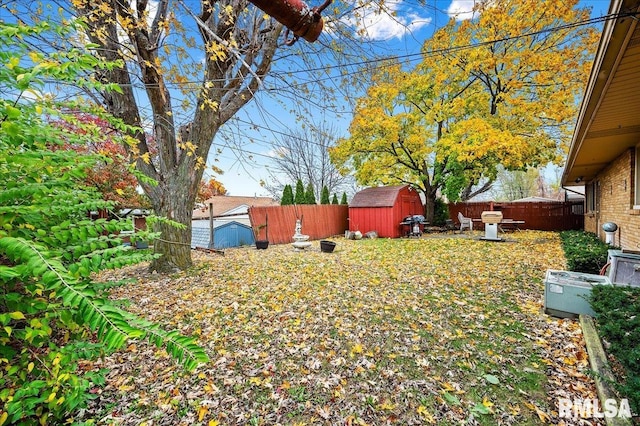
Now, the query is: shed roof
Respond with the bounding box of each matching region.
[193,195,278,219]
[350,185,410,208]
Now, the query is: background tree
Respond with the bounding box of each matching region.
[196,177,227,205]
[320,186,330,204]
[294,179,306,205]
[545,165,566,200]
[490,168,540,201]
[330,0,598,222]
[340,192,348,205]
[264,123,353,203]
[281,184,294,206]
[304,183,316,205]
[332,193,339,205]
[52,113,149,209]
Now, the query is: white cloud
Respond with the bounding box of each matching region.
[117,0,159,44]
[266,146,288,158]
[20,89,45,101]
[447,0,478,21]
[342,1,432,41]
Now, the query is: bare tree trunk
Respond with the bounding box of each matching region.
[417,167,438,223]
[461,180,493,201]
[71,0,281,272]
[151,197,193,272]
[423,190,437,224]
[148,155,201,271]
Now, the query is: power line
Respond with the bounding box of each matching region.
[227,116,337,147]
[38,10,623,92]
[25,6,625,188]
[206,7,623,188]
[264,11,622,90]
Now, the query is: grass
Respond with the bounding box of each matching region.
[85,231,601,425]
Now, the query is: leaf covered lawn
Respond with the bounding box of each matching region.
[86,231,601,425]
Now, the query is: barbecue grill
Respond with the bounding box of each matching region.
[402,215,426,237]
[480,211,503,241]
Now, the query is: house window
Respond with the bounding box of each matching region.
[635,146,640,209]
[586,181,597,213]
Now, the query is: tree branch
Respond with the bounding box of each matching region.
[178,0,264,89]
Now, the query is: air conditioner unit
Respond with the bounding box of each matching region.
[544,270,610,318]
[607,249,640,287]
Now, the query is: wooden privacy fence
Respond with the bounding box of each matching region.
[247,201,583,245]
[248,205,349,245]
[449,201,584,231]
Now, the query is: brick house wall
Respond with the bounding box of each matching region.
[586,148,640,251]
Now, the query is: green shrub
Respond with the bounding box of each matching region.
[281,184,294,205]
[294,179,306,204]
[305,183,316,204]
[558,230,612,274]
[433,198,450,226]
[0,21,208,424]
[590,285,640,414]
[320,185,330,204]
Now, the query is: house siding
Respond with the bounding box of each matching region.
[587,148,640,250]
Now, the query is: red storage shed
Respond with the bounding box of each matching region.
[348,185,424,238]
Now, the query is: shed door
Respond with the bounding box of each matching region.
[400,195,420,217]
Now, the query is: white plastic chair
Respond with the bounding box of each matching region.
[458,212,473,231]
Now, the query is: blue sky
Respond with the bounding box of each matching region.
[212,0,612,198]
[1,0,610,200]
[1,0,611,198]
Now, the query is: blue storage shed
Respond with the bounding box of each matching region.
[191,221,255,249]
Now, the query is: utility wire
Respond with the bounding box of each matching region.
[38,10,625,91]
[205,8,625,179]
[25,7,627,181]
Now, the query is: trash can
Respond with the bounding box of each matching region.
[602,222,618,246]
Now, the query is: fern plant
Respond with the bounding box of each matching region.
[0,21,208,425]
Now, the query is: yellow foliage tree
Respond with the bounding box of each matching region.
[330,0,598,222]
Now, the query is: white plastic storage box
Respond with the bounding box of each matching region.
[607,250,640,287]
[544,270,610,318]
